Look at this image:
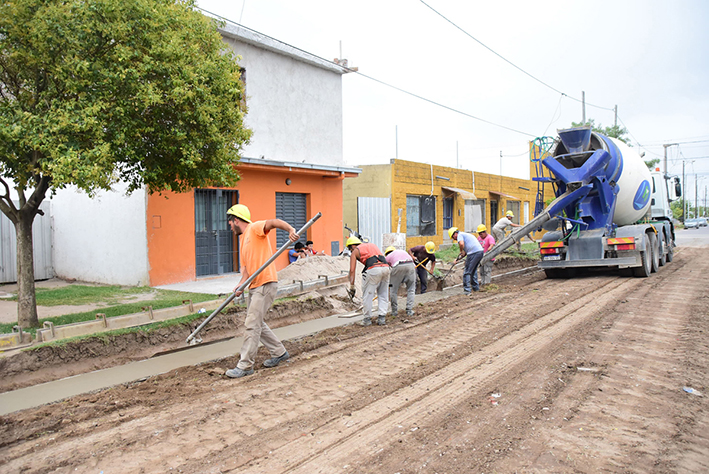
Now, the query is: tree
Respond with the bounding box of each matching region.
[0,0,251,328]
[571,118,631,145]
[671,199,685,221]
[644,158,660,171]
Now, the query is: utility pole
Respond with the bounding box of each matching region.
[395,125,398,160]
[582,91,586,124]
[682,160,686,223]
[614,105,618,127]
[456,140,459,169]
[663,143,678,176]
[695,174,699,219]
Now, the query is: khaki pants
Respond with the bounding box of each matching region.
[362,265,390,321]
[479,260,493,285]
[237,282,286,370]
[389,262,416,314]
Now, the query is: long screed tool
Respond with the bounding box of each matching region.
[185,212,322,346]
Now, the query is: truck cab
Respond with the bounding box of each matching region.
[649,170,681,221]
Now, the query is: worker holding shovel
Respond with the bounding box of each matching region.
[408,241,436,294]
[449,227,484,295]
[224,204,300,379]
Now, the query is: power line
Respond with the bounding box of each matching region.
[349,70,537,137]
[419,0,614,112]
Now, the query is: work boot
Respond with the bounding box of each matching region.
[225,367,254,378]
[263,351,290,368]
[358,318,372,326]
[377,315,386,326]
[406,310,414,317]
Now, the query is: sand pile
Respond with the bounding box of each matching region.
[277,254,366,299]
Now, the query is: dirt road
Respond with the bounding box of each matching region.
[1,247,708,473]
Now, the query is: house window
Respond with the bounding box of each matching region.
[443,197,453,230]
[406,195,436,236]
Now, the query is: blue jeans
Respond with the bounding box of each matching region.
[463,250,484,293]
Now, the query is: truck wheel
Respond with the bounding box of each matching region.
[633,237,652,277]
[666,239,674,262]
[649,233,659,273]
[658,233,667,267]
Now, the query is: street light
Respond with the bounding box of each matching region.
[663,143,678,175]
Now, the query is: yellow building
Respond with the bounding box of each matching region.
[343,157,542,250]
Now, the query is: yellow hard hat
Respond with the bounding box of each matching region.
[346,236,362,247]
[477,224,487,233]
[384,246,396,255]
[448,227,459,239]
[506,210,514,218]
[226,204,251,223]
[425,241,435,254]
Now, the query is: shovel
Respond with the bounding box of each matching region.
[184,212,322,346]
[441,259,462,281]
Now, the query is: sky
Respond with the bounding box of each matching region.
[197,0,709,205]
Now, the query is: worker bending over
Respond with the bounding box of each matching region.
[408,241,436,294]
[347,237,390,326]
[384,246,416,317]
[449,227,484,294]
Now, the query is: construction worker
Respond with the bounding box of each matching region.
[476,224,496,285]
[224,204,299,379]
[347,237,390,326]
[408,241,436,294]
[384,246,416,317]
[492,210,523,251]
[449,227,484,294]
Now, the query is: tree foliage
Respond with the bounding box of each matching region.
[0,0,250,196]
[0,0,251,327]
[644,157,660,171]
[571,118,630,146]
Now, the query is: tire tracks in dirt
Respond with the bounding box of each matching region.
[240,278,641,473]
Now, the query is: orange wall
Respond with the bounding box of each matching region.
[147,191,196,287]
[147,166,347,286]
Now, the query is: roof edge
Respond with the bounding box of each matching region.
[239,156,361,175]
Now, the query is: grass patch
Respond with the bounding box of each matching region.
[0,288,216,336]
[435,245,460,263]
[7,285,157,306]
[24,310,210,351]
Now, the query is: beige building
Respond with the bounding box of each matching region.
[343,157,543,250]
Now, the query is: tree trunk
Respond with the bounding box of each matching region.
[16,211,39,328]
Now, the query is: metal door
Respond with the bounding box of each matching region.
[195,189,237,277]
[358,197,391,251]
[464,199,485,232]
[490,200,498,226]
[0,201,53,283]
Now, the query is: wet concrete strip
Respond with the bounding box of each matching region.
[0,286,464,416]
[0,311,368,416]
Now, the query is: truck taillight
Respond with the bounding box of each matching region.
[540,248,559,255]
[607,237,635,251]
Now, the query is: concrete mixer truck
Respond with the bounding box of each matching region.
[482,126,681,278]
